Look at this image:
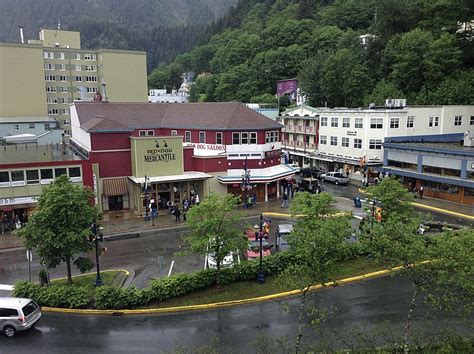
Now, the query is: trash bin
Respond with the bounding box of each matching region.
[353,197,362,208]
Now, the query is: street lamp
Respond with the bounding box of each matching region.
[257,213,265,284]
[143,175,151,221]
[90,223,103,286]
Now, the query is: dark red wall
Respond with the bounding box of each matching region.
[90,151,132,178]
[91,132,131,150]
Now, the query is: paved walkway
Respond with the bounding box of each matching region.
[1,194,471,251]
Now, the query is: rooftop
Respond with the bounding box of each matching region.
[74,102,283,132]
[0,144,82,165]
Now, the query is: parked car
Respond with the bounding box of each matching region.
[206,252,239,269]
[245,239,272,259]
[299,167,325,179]
[276,224,293,252]
[0,297,41,338]
[320,172,350,185]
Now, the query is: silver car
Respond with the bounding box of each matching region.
[0,297,41,338]
[320,172,350,185]
[276,224,294,252]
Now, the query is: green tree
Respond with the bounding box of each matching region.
[184,193,248,282]
[281,192,352,353]
[17,176,99,284]
[364,79,405,106]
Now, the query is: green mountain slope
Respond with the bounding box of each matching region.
[149,0,474,106]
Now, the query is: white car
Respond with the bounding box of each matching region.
[320,172,350,185]
[206,252,238,269]
[0,297,41,338]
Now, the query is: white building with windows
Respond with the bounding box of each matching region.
[317,105,473,179]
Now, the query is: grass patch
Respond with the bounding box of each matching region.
[52,270,123,295]
[144,257,385,309]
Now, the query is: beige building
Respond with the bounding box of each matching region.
[0,29,148,134]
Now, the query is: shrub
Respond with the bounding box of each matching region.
[13,281,89,308]
[38,269,49,285]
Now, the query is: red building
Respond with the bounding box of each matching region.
[70,102,296,213]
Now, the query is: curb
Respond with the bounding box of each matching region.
[41,267,400,316]
[357,188,473,221]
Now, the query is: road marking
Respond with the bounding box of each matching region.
[0,284,14,291]
[411,202,474,220]
[168,260,174,277]
[354,215,364,220]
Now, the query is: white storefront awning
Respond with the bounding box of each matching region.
[128,171,213,184]
[218,164,296,184]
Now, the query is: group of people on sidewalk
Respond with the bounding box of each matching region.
[157,194,200,223]
[1,213,27,235]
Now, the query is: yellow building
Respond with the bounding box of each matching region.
[0,29,148,134]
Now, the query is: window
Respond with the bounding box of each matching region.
[46,86,57,93]
[370,118,383,129]
[342,117,350,128]
[64,119,70,126]
[216,132,223,145]
[74,53,81,60]
[48,108,58,115]
[320,117,328,126]
[454,115,462,126]
[342,137,349,147]
[43,51,54,59]
[14,124,20,131]
[355,118,363,129]
[185,131,191,143]
[354,138,362,149]
[47,97,58,104]
[85,65,97,71]
[331,117,338,127]
[45,75,56,81]
[320,135,327,145]
[232,133,240,144]
[26,170,39,184]
[54,168,67,177]
[57,52,65,59]
[62,108,69,115]
[0,309,18,317]
[471,116,474,126]
[147,130,154,136]
[265,132,270,143]
[85,76,97,82]
[29,123,35,129]
[84,53,97,61]
[0,171,10,184]
[429,116,439,127]
[275,131,279,142]
[69,167,81,178]
[75,65,82,71]
[171,130,177,136]
[64,129,71,136]
[390,117,400,129]
[330,136,337,146]
[11,170,24,182]
[60,86,68,93]
[199,131,206,143]
[241,132,249,144]
[59,75,67,82]
[305,135,311,144]
[270,131,275,142]
[56,64,65,71]
[139,130,146,137]
[407,116,415,128]
[41,169,53,180]
[250,132,257,144]
[369,139,382,150]
[44,63,54,70]
[61,97,68,104]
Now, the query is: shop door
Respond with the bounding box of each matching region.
[158,192,171,210]
[109,196,124,211]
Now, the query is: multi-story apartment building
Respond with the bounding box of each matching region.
[278,104,474,181]
[0,28,148,135]
[277,104,319,165]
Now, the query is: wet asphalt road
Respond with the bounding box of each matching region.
[1,275,471,353]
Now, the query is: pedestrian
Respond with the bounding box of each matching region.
[150,199,158,218]
[183,198,189,210]
[419,185,424,199]
[246,195,252,209]
[195,194,200,205]
[291,184,295,198]
[167,200,173,214]
[183,207,187,222]
[174,206,181,222]
[281,193,289,208]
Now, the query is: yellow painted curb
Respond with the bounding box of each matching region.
[411,202,474,221]
[41,267,399,316]
[262,212,351,218]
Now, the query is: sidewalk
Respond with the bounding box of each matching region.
[1,193,471,251]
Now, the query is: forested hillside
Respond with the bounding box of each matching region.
[0,0,237,70]
[149,0,474,107]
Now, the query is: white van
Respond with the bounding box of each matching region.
[0,297,41,338]
[276,224,293,252]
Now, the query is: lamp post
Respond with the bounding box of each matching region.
[143,175,150,221]
[257,213,266,284]
[91,223,103,286]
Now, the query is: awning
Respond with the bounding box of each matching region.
[218,164,296,184]
[128,171,213,184]
[102,178,129,196]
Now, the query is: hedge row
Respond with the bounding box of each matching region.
[13,244,363,310]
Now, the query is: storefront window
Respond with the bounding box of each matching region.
[468,171,474,180]
[26,170,39,184]
[69,167,81,177]
[443,168,461,177]
[424,180,459,194]
[388,160,403,168]
[11,170,24,182]
[464,187,474,196]
[41,169,53,179]
[0,171,9,183]
[55,168,67,177]
[423,165,442,175]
